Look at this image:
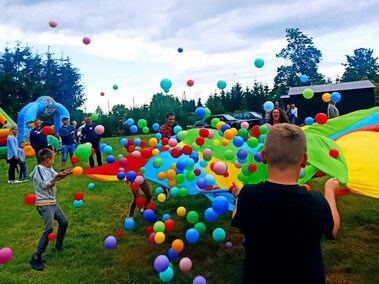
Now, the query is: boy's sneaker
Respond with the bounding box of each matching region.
[30,253,44,271]
[166,191,170,200]
[125,216,134,221]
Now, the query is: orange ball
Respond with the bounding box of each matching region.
[172,239,184,253]
[166,169,176,180]
[224,129,235,140]
[221,139,229,146]
[72,166,83,176]
[157,171,166,180]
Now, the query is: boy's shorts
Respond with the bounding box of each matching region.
[62,144,76,161]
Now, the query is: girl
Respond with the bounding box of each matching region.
[6,126,21,184]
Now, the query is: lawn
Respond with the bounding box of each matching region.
[0,136,378,284]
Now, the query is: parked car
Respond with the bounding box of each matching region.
[193,114,244,129]
[233,111,262,127]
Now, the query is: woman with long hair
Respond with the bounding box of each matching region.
[268,107,290,125]
[7,126,21,184]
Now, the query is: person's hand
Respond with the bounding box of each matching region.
[325,178,340,196]
[14,155,19,160]
[232,182,242,198]
[71,131,75,134]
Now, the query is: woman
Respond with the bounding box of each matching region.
[7,126,21,184]
[159,112,176,139]
[268,107,290,125]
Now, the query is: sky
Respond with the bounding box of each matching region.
[0,0,378,113]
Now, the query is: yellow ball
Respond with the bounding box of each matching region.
[149,137,158,147]
[216,121,225,131]
[322,92,331,102]
[168,180,177,188]
[177,206,186,217]
[157,193,166,202]
[213,139,220,146]
[154,232,165,244]
[152,148,160,156]
[72,166,83,176]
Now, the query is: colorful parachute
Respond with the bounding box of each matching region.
[84,107,379,209]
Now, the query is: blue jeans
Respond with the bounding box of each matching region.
[62,144,76,161]
[19,161,27,180]
[35,204,68,255]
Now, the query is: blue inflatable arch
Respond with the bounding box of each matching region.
[17,96,70,143]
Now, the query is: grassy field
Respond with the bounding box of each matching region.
[0,136,378,284]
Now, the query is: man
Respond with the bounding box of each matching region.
[2,120,12,129]
[58,117,77,171]
[80,117,102,168]
[30,119,49,160]
[327,102,339,118]
[290,103,298,124]
[231,124,340,283]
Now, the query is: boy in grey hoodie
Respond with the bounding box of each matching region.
[29,148,72,271]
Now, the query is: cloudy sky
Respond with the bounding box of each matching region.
[0,0,378,113]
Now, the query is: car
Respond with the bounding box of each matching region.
[193,114,244,129]
[233,111,262,127]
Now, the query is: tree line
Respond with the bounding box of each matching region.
[0,28,378,137]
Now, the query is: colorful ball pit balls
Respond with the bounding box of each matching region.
[154,232,166,244]
[179,257,193,272]
[171,239,184,253]
[322,92,331,102]
[42,126,54,135]
[204,207,218,222]
[82,37,91,45]
[302,88,314,99]
[100,91,105,96]
[113,84,118,90]
[193,275,207,284]
[185,228,200,244]
[194,222,207,235]
[115,230,123,239]
[331,92,342,103]
[124,218,135,230]
[300,74,308,83]
[187,79,194,87]
[154,255,170,272]
[74,192,83,201]
[143,209,157,222]
[178,47,183,53]
[168,248,180,260]
[217,79,227,90]
[159,266,174,283]
[73,199,83,208]
[254,58,265,68]
[48,232,56,241]
[24,193,36,206]
[212,228,226,242]
[0,247,13,264]
[212,196,229,215]
[104,236,117,249]
[263,101,274,112]
[186,211,199,224]
[94,125,105,135]
[48,20,58,28]
[315,113,328,125]
[72,166,83,176]
[87,183,95,190]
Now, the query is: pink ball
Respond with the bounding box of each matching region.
[82,37,91,45]
[148,232,156,245]
[94,125,104,135]
[134,175,145,185]
[213,161,227,175]
[0,247,13,264]
[118,157,128,167]
[234,161,242,169]
[240,121,249,129]
[202,148,212,159]
[168,138,178,147]
[207,130,214,139]
[49,20,58,28]
[131,151,141,159]
[179,257,192,272]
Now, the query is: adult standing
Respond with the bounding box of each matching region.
[6,126,21,184]
[30,119,49,161]
[81,117,102,168]
[290,104,298,125]
[58,117,77,172]
[327,102,339,118]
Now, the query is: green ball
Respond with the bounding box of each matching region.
[204,107,211,118]
[175,174,185,184]
[247,137,259,148]
[117,154,124,159]
[186,211,199,224]
[153,221,165,232]
[259,125,268,135]
[91,113,99,121]
[211,118,220,128]
[139,167,146,173]
[113,84,118,90]
[302,88,314,99]
[142,126,149,134]
[194,222,207,235]
[242,165,250,176]
[178,187,187,197]
[186,171,196,182]
[224,149,234,160]
[137,119,147,128]
[177,130,188,141]
[238,128,249,139]
[153,158,163,168]
[238,172,248,183]
[75,144,92,161]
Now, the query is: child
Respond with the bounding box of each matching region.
[29,148,72,271]
[125,180,152,220]
[18,141,28,181]
[231,124,340,283]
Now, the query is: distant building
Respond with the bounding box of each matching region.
[281,80,376,123]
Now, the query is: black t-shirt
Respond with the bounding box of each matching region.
[231,181,334,284]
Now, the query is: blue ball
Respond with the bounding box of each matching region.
[125,118,134,126]
[104,236,117,249]
[196,178,206,189]
[168,248,180,260]
[103,145,113,155]
[189,153,199,163]
[124,218,135,230]
[73,199,83,208]
[87,183,95,190]
[305,117,314,125]
[155,133,162,140]
[220,123,231,132]
[117,171,125,180]
[106,155,115,164]
[254,152,262,162]
[195,107,206,118]
[143,209,156,222]
[130,125,138,134]
[204,174,215,186]
[152,123,160,131]
[185,228,200,244]
[154,255,169,272]
[212,196,229,215]
[133,138,141,146]
[199,160,208,167]
[217,80,227,90]
[330,92,341,103]
[204,207,218,222]
[233,136,244,148]
[120,138,128,146]
[300,74,308,83]
[162,213,171,222]
[263,101,274,112]
[176,159,187,171]
[160,78,172,90]
[173,125,182,134]
[126,170,137,182]
[99,143,107,151]
[237,149,248,160]
[155,186,164,195]
[254,58,265,68]
[177,47,183,53]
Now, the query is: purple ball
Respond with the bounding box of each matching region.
[104,236,117,249]
[154,254,169,272]
[193,275,207,284]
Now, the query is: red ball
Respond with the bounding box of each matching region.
[164,219,175,231]
[182,145,192,155]
[141,148,153,159]
[82,37,91,45]
[48,20,58,28]
[195,137,205,146]
[136,197,146,207]
[199,128,209,138]
[161,137,169,145]
[146,225,154,236]
[42,126,54,136]
[194,169,201,176]
[209,162,215,171]
[170,148,181,158]
[71,155,79,164]
[127,138,133,146]
[115,230,123,239]
[127,145,135,153]
[205,185,214,191]
[131,182,140,191]
[24,194,36,206]
[248,164,257,173]
[140,140,146,148]
[91,148,95,155]
[223,172,229,177]
[315,113,328,125]
[48,233,56,241]
[329,148,339,158]
[74,192,83,201]
[146,202,156,211]
[187,79,194,87]
[251,125,260,138]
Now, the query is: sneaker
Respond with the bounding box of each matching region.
[14,180,22,184]
[8,180,14,184]
[30,254,44,271]
[125,216,134,221]
[166,191,170,200]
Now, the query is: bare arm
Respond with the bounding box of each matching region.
[324,178,340,238]
[232,182,242,218]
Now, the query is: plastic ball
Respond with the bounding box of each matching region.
[217,80,227,90]
[302,88,314,99]
[179,257,192,272]
[304,117,314,125]
[315,113,328,125]
[100,91,105,96]
[48,20,58,28]
[204,207,218,222]
[115,230,123,239]
[177,206,186,217]
[168,248,180,260]
[330,92,341,103]
[48,232,56,241]
[212,196,229,215]
[160,78,172,91]
[187,79,194,87]
[130,125,138,134]
[263,101,274,112]
[87,183,95,190]
[247,137,259,148]
[106,155,115,164]
[195,107,206,118]
[82,37,91,45]
[225,241,233,248]
[300,74,308,83]
[73,199,83,208]
[154,232,166,244]
[186,211,199,224]
[143,209,156,222]
[94,125,104,135]
[0,247,13,264]
[185,228,200,244]
[104,236,117,249]
[154,255,170,272]
[103,145,113,155]
[164,219,175,231]
[159,266,174,282]
[172,239,184,253]
[74,192,83,201]
[329,148,339,158]
[254,58,265,68]
[124,218,135,230]
[194,222,206,235]
[42,126,53,136]
[24,194,36,206]
[322,93,331,102]
[112,84,118,90]
[178,47,183,53]
[193,275,207,284]
[212,228,226,242]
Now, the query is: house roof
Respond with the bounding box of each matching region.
[285,80,375,97]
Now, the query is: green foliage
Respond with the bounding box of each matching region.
[341,48,379,82]
[0,137,378,283]
[0,43,85,119]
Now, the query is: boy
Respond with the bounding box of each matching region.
[231,124,340,283]
[29,148,72,271]
[18,141,28,181]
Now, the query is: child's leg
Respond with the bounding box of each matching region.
[35,206,55,256]
[140,180,152,207]
[128,189,138,218]
[53,204,68,250]
[20,162,27,180]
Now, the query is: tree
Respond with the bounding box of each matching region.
[244,81,271,113]
[228,83,244,112]
[272,28,325,98]
[341,48,379,82]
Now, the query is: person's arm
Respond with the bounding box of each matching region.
[58,127,70,138]
[324,178,340,238]
[231,182,242,218]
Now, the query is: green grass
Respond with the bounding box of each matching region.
[0,136,378,284]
